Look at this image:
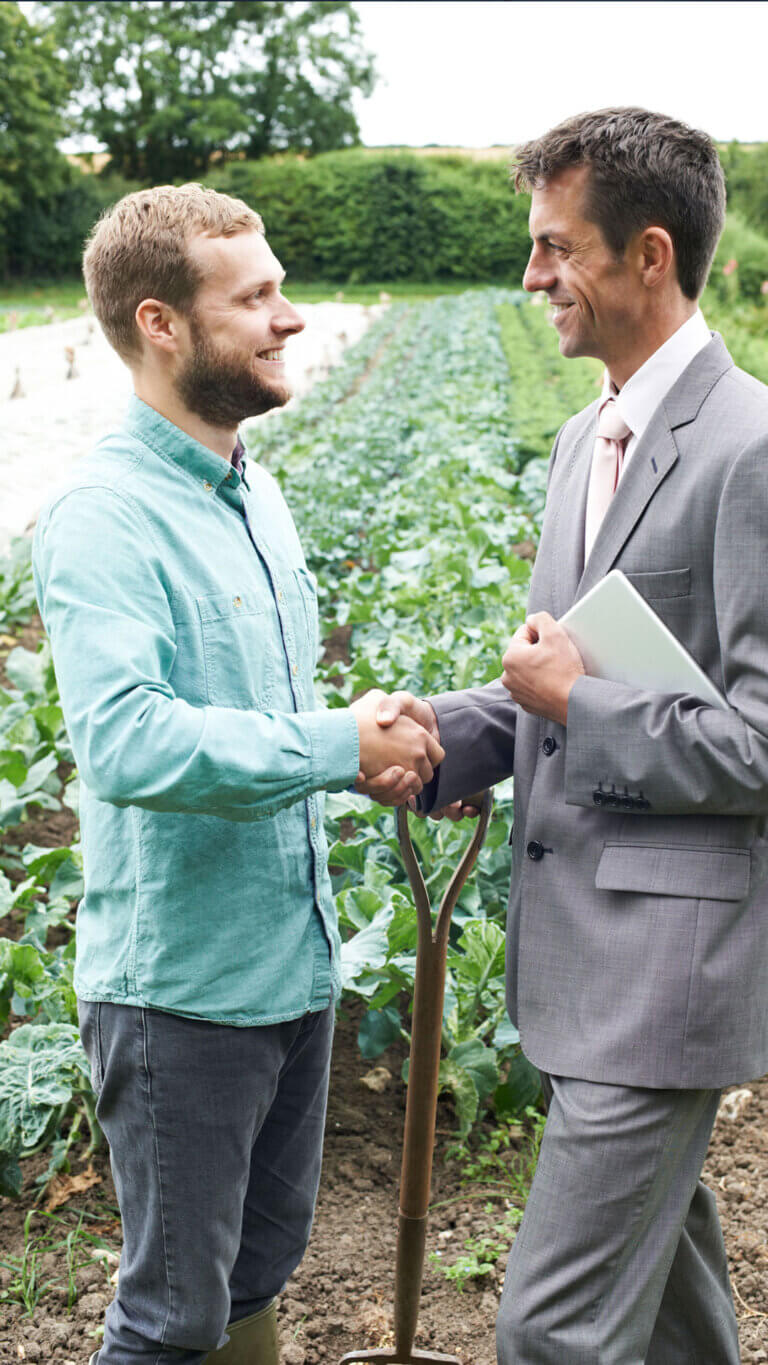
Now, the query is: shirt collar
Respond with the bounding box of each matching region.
[601,311,712,440]
[123,394,246,495]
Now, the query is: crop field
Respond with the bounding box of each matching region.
[1,290,767,1362]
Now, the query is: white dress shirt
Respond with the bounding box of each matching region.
[603,310,712,481]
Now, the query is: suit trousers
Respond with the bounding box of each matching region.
[78,999,334,1364]
[496,1074,740,1364]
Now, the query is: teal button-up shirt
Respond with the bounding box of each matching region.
[33,396,360,1024]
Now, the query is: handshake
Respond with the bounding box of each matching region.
[348,689,479,819]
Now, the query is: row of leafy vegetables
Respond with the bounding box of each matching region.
[0,291,599,1199]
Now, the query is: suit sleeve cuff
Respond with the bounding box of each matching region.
[565,673,635,806]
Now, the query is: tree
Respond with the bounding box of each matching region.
[0,1,71,226]
[36,1,376,183]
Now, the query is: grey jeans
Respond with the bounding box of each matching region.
[496,1073,740,1364]
[79,999,334,1364]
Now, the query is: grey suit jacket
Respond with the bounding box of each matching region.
[425,335,768,1088]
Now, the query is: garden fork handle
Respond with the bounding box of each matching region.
[396,791,493,955]
[391,792,493,1357]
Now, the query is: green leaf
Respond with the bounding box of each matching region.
[494,1050,542,1120]
[357,1004,402,1060]
[4,645,47,697]
[493,1016,521,1051]
[0,1150,22,1198]
[437,1058,479,1138]
[455,919,505,977]
[339,903,394,990]
[448,1038,499,1106]
[0,1023,89,1156]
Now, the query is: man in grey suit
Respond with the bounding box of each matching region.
[365,108,768,1361]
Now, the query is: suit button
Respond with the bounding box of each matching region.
[619,796,635,810]
[593,791,606,807]
[542,736,557,756]
[527,840,545,861]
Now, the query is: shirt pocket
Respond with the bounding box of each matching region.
[197,589,275,709]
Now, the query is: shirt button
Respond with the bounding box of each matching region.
[292,663,298,676]
[542,736,557,756]
[277,590,284,603]
[527,840,545,861]
[225,470,232,482]
[203,480,213,492]
[233,596,242,608]
[310,816,317,830]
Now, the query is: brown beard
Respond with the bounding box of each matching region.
[175,314,290,426]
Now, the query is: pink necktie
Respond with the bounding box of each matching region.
[584,398,632,559]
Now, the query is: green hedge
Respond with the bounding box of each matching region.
[10,147,765,296]
[3,173,139,280]
[208,151,532,283]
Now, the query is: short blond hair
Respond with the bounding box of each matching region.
[83,183,264,360]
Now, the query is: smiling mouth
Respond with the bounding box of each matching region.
[550,302,573,315]
[258,348,285,363]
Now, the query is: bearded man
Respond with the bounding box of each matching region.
[32,184,442,1365]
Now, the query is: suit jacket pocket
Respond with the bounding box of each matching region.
[624,567,691,599]
[596,843,750,901]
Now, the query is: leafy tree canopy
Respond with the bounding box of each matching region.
[35,0,376,182]
[0,1,71,221]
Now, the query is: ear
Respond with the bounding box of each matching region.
[134,298,186,354]
[637,226,675,289]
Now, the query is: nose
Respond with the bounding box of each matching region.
[272,295,306,337]
[523,244,557,295]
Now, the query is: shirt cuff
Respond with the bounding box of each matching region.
[305,707,361,792]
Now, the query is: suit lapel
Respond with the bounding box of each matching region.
[563,333,734,605]
[554,419,595,614]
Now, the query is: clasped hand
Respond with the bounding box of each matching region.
[350,689,444,804]
[352,690,481,820]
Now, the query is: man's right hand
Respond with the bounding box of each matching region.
[350,689,444,794]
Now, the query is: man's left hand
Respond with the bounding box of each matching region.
[501,612,585,725]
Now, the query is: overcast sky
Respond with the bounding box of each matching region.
[352,1,768,146]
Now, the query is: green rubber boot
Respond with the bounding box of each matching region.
[202,1299,280,1364]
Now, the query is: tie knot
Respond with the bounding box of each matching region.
[597,399,631,443]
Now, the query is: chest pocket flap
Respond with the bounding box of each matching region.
[624,568,691,599]
[596,843,750,901]
[197,590,265,623]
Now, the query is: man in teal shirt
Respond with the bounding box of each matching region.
[33,183,442,1365]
